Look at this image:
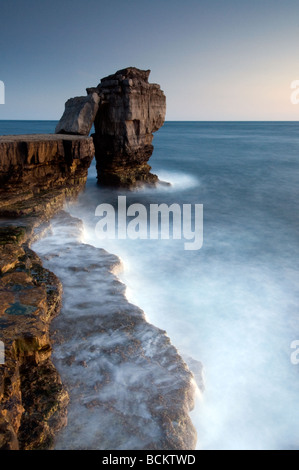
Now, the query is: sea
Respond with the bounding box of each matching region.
[0,120,298,450]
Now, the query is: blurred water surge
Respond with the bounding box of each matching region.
[1,120,298,449]
[70,122,299,450]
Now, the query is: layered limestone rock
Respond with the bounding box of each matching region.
[0,134,94,191]
[0,134,94,449]
[55,93,100,136]
[0,222,69,450]
[0,134,94,217]
[90,67,166,187]
[54,67,166,188]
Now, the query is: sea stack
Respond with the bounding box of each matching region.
[55,67,166,188]
[90,67,166,187]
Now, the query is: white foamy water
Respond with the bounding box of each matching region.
[140,171,199,193]
[32,213,199,450]
[66,122,299,450]
[77,218,299,450]
[3,120,298,449]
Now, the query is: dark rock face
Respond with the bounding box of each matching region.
[90,67,166,187]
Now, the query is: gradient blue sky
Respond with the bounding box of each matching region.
[0,0,299,120]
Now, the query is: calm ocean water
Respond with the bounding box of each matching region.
[1,120,298,450]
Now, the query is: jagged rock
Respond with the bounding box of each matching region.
[91,67,166,187]
[0,238,69,450]
[55,93,100,136]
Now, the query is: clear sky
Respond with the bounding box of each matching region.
[0,0,299,120]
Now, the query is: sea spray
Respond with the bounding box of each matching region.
[68,121,299,450]
[32,211,201,450]
[2,120,298,450]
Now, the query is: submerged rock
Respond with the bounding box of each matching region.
[91,67,166,187]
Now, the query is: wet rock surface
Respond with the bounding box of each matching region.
[33,213,198,450]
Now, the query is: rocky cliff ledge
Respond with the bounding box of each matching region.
[0,134,94,449]
[0,134,94,213]
[56,67,166,188]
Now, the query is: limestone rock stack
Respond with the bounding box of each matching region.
[90,67,166,187]
[55,67,166,187]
